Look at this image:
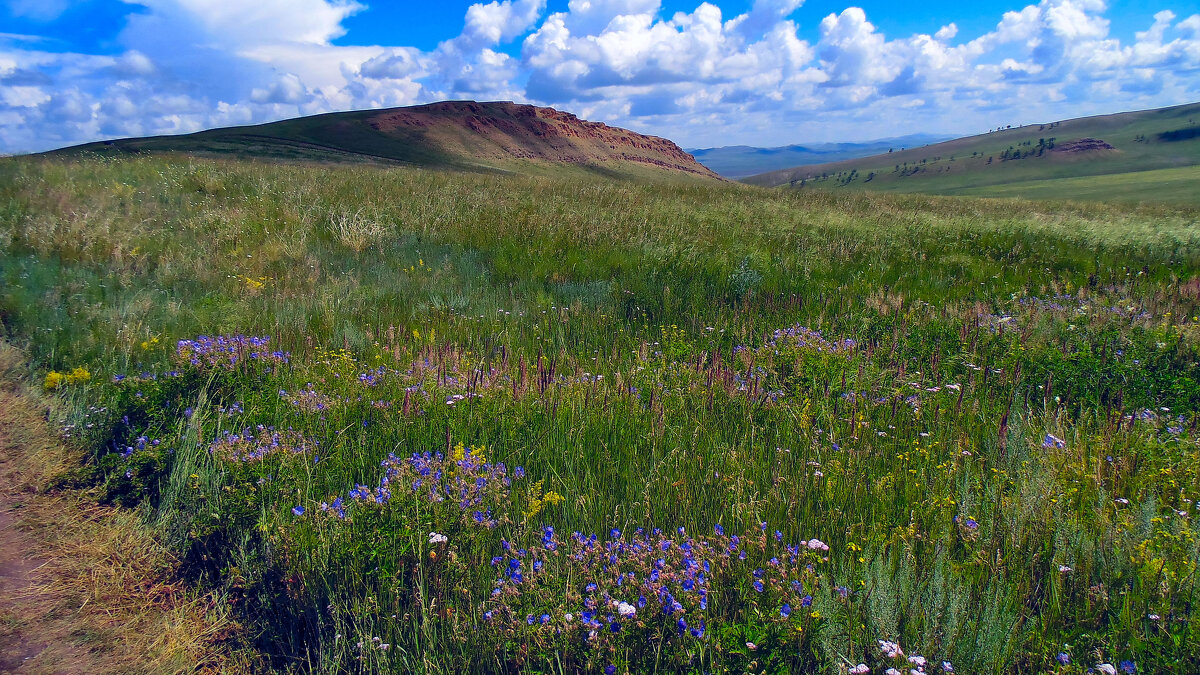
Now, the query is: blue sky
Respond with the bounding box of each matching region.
[2,0,1199,153]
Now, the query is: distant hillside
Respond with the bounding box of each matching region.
[690,134,951,178]
[744,102,1200,204]
[46,101,720,180]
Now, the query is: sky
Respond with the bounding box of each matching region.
[1,0,1198,153]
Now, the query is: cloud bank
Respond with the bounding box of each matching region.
[1,0,1198,152]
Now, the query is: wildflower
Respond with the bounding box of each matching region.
[942,661,954,673]
[616,602,635,617]
[605,666,616,675]
[1120,661,1136,674]
[43,370,65,390]
[886,669,901,675]
[1056,652,1070,665]
[1058,565,1072,573]
[780,603,792,618]
[540,614,551,624]
[429,532,447,544]
[745,642,757,651]
[850,665,870,674]
[1097,664,1117,675]
[908,656,926,667]
[292,506,305,516]
[1042,433,1066,449]
[753,580,764,593]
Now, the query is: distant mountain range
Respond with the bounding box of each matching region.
[742,102,1200,205]
[689,135,953,178]
[46,101,720,180]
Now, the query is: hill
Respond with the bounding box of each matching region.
[46,100,720,180]
[743,101,1200,203]
[689,134,951,178]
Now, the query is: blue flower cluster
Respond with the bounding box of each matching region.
[176,334,289,368]
[305,446,525,528]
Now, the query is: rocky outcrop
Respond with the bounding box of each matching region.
[367,101,719,178]
[1052,138,1116,154]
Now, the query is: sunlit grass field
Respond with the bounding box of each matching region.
[3,154,1200,673]
[943,166,1200,205]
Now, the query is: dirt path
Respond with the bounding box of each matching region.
[0,350,248,674]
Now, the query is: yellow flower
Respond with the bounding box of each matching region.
[66,367,91,384]
[44,370,65,391]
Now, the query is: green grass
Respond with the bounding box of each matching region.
[3,154,1200,673]
[746,101,1200,204]
[942,165,1200,204]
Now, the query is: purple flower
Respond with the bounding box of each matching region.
[781,603,792,618]
[1120,661,1136,674]
[291,506,305,516]
[605,667,616,675]
[1056,652,1070,665]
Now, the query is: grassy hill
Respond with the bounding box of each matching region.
[744,101,1200,203]
[45,100,720,181]
[690,134,951,178]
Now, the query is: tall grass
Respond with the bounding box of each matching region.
[2,154,1200,672]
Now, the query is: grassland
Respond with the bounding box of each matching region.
[745,102,1200,205]
[2,154,1200,673]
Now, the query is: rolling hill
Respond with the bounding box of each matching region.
[743,101,1200,204]
[689,134,952,178]
[46,100,720,180]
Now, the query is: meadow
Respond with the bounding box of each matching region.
[2,154,1200,673]
[743,102,1200,206]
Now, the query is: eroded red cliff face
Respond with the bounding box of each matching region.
[367,101,719,178]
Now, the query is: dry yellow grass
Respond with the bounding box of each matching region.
[0,344,258,674]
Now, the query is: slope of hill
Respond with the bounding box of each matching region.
[689,134,951,178]
[46,100,720,180]
[743,102,1200,203]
